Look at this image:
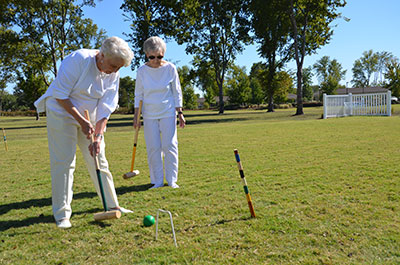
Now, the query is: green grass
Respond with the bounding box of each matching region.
[1,106,400,264]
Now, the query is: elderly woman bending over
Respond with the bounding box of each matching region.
[35,36,134,228]
[134,36,185,189]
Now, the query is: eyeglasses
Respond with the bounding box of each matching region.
[148,55,164,60]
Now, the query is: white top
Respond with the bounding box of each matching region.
[34,49,120,124]
[134,62,182,119]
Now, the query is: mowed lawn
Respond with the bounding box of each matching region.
[1,106,400,264]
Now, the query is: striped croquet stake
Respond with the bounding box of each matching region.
[234,149,256,218]
[2,128,8,151]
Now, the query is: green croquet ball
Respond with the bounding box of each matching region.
[143,215,155,227]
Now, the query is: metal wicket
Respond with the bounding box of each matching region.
[155,209,177,247]
[234,149,256,218]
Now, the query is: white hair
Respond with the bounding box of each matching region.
[143,36,167,54]
[100,36,134,67]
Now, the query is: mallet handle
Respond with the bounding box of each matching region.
[85,110,107,212]
[130,100,143,172]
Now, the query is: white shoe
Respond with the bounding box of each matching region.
[150,184,164,189]
[117,207,133,214]
[110,207,133,214]
[170,183,179,189]
[56,219,71,229]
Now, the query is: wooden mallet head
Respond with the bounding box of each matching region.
[123,170,140,179]
[94,210,121,221]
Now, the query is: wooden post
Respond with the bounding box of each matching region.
[2,128,8,151]
[234,149,256,218]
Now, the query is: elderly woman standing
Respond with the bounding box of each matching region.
[34,36,134,228]
[134,36,185,189]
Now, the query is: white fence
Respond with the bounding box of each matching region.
[323,91,392,119]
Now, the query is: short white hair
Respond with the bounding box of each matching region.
[143,36,166,54]
[100,36,134,67]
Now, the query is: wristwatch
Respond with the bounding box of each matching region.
[94,133,103,140]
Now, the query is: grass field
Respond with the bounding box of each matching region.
[1,106,400,264]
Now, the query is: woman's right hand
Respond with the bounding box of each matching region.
[81,118,94,139]
[55,98,95,138]
[133,113,141,129]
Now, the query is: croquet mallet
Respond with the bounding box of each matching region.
[234,149,256,218]
[84,110,121,221]
[123,100,143,179]
[2,128,8,151]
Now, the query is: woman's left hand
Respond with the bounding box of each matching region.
[178,113,186,128]
[89,139,101,157]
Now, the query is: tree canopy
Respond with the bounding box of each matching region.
[314,56,346,95]
[0,0,106,109]
[351,50,395,88]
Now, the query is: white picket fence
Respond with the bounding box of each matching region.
[323,91,392,119]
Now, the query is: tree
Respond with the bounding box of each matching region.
[225,65,251,107]
[119,76,135,110]
[313,56,346,95]
[0,27,23,88]
[0,0,105,109]
[375,51,394,85]
[287,0,346,115]
[250,0,291,112]
[191,57,219,106]
[178,65,198,110]
[385,57,400,98]
[351,50,378,87]
[250,62,268,104]
[170,0,252,114]
[121,0,175,70]
[273,71,294,104]
[0,89,18,111]
[122,1,251,113]
[249,62,293,106]
[302,66,314,100]
[13,69,47,110]
[352,50,394,87]
[249,78,264,106]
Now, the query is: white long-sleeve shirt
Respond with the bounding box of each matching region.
[134,62,182,119]
[34,49,120,124]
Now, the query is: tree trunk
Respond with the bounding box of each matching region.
[267,59,276,113]
[218,82,224,114]
[288,0,304,115]
[295,66,304,115]
[267,94,274,112]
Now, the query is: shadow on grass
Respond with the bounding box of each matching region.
[181,216,254,233]
[5,125,47,130]
[106,111,274,127]
[107,117,251,128]
[0,208,117,231]
[4,111,269,130]
[88,220,113,228]
[0,214,55,231]
[0,184,153,231]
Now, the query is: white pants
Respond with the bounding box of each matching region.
[46,108,119,222]
[143,117,179,186]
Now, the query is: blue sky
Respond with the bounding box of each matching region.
[9,0,400,93]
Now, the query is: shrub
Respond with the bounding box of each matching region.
[274,103,293,109]
[0,110,38,116]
